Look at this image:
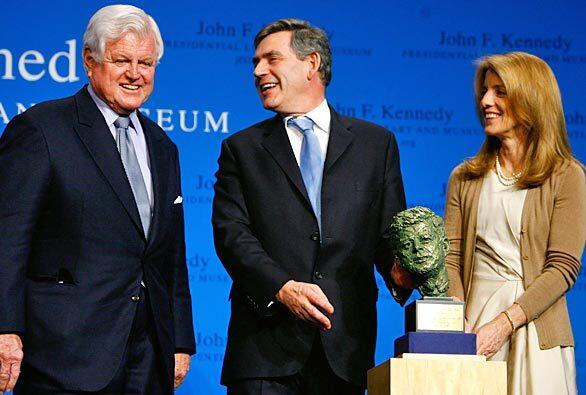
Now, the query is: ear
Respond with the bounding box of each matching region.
[306,52,321,81]
[82,48,96,77]
[443,238,450,253]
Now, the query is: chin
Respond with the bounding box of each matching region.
[261,101,279,112]
[259,93,283,110]
[120,101,143,112]
[483,127,499,136]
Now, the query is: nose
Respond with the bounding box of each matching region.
[125,62,140,79]
[480,89,494,108]
[253,60,267,79]
[412,237,420,249]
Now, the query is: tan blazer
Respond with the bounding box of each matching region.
[444,160,585,349]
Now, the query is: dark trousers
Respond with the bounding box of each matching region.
[15,288,169,395]
[227,335,364,395]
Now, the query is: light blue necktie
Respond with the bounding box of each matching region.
[114,117,152,237]
[288,116,324,231]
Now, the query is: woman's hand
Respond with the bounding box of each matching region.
[475,313,513,358]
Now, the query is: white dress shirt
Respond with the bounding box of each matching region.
[87,85,153,207]
[282,99,331,164]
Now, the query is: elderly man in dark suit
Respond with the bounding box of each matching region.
[0,5,195,394]
[213,18,414,395]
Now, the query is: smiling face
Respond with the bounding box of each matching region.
[252,31,322,115]
[84,33,157,115]
[479,70,520,138]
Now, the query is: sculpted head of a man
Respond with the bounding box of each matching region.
[385,206,450,297]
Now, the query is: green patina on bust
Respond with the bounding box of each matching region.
[384,206,450,297]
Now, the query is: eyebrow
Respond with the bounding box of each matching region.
[483,83,506,89]
[252,50,283,65]
[110,53,131,59]
[110,53,155,62]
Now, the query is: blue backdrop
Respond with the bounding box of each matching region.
[1,1,584,393]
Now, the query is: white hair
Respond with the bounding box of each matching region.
[83,4,164,64]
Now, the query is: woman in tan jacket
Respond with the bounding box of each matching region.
[444,52,585,394]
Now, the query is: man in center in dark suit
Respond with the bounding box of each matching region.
[213,18,414,394]
[0,5,195,394]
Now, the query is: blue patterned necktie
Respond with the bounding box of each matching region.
[114,117,152,237]
[287,116,324,231]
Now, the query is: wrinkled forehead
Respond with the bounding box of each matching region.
[254,31,293,54]
[105,32,157,56]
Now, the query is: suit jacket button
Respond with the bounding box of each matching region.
[315,271,323,279]
[310,232,320,242]
[131,295,140,302]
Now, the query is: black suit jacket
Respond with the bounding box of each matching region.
[212,108,408,387]
[0,86,195,391]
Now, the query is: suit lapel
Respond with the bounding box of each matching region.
[324,108,354,173]
[72,86,145,238]
[320,109,354,234]
[260,109,355,212]
[261,116,311,205]
[140,112,169,248]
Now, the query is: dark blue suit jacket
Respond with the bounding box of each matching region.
[212,108,409,387]
[0,86,195,391]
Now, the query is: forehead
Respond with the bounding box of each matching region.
[254,31,294,56]
[402,221,433,234]
[484,69,504,86]
[105,33,157,57]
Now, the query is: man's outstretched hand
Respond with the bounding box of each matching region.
[391,257,417,289]
[276,280,334,330]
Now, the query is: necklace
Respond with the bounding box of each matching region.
[495,154,522,186]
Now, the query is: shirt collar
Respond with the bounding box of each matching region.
[283,99,331,133]
[87,85,140,132]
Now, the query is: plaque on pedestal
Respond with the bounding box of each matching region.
[404,296,465,332]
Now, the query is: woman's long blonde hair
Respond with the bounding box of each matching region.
[462,52,574,187]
